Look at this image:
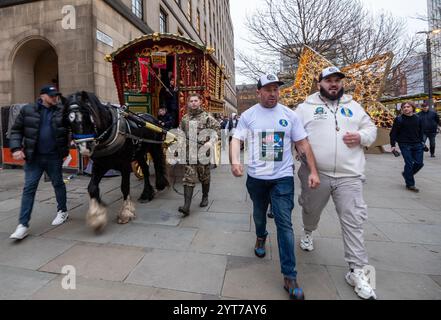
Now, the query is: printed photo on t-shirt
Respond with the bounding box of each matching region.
[260,131,284,162]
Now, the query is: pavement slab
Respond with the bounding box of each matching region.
[39,243,146,281]
[0,265,57,300]
[0,236,75,270]
[125,249,227,295]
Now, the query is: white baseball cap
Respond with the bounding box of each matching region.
[319,67,346,82]
[257,74,284,89]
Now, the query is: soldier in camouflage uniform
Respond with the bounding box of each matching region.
[178,93,220,216]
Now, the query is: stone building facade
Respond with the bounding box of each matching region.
[0,0,236,113]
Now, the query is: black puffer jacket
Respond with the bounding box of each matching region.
[9,101,69,162]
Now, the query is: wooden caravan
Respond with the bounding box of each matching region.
[106,33,226,122]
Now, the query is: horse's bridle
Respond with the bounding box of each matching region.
[68,103,115,145]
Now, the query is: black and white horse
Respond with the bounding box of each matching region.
[64,91,169,231]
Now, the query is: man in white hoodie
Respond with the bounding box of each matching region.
[295,67,378,300]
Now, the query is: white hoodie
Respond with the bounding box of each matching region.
[295,92,377,178]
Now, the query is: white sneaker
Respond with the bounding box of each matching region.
[10,224,29,240]
[51,210,69,226]
[300,233,314,251]
[345,268,377,300]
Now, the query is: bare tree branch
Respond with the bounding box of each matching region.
[237,0,425,95]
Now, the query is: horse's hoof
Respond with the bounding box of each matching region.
[86,199,108,232]
[156,178,170,191]
[118,198,136,224]
[117,217,130,224]
[138,197,151,203]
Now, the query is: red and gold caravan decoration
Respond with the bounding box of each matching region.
[105,33,226,121]
[279,46,395,129]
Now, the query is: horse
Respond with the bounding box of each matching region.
[64,91,169,231]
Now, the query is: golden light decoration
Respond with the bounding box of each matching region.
[279,46,395,128]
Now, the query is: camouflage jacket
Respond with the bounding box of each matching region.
[180,108,220,142]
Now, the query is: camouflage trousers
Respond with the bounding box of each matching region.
[183,164,211,187]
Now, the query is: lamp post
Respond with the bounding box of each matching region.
[418,29,441,109]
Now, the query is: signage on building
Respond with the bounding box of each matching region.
[96,30,114,48]
[151,52,167,69]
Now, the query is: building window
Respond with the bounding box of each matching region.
[187,0,192,22]
[132,0,143,19]
[159,8,168,33]
[196,10,201,34]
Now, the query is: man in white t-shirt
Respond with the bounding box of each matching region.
[230,74,320,300]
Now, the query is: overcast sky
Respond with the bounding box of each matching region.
[230,0,428,84]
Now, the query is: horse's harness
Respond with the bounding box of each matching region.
[71,104,167,158]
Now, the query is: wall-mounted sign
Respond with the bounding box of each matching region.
[96,30,113,48]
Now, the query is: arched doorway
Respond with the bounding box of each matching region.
[11,38,58,104]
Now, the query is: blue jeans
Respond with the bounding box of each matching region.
[19,154,67,227]
[246,175,297,279]
[423,133,436,155]
[399,143,424,187]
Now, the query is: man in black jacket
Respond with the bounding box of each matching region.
[390,102,425,192]
[419,103,440,157]
[158,106,174,130]
[9,85,70,240]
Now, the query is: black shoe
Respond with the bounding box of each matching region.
[178,186,194,216]
[406,186,419,193]
[431,154,435,158]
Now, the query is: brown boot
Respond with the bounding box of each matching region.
[199,183,210,207]
[178,185,194,216]
[284,277,305,300]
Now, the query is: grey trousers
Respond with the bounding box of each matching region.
[298,164,369,269]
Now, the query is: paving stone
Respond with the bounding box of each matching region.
[39,243,146,281]
[366,207,410,223]
[31,275,155,300]
[429,275,441,288]
[222,256,336,300]
[131,209,182,227]
[315,215,391,242]
[270,235,348,268]
[0,265,57,300]
[125,249,227,295]
[209,200,253,214]
[181,211,250,232]
[0,236,75,270]
[190,230,272,259]
[222,256,291,300]
[42,218,128,244]
[366,241,441,275]
[327,266,441,300]
[392,208,441,225]
[110,224,197,250]
[373,222,441,245]
[0,198,21,212]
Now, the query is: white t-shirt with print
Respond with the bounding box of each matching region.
[233,103,307,180]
